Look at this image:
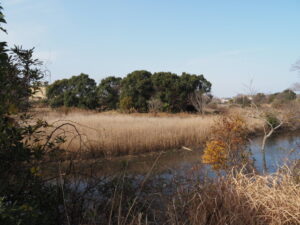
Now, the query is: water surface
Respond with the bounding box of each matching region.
[79,130,300,177]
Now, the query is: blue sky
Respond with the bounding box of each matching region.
[2,0,300,97]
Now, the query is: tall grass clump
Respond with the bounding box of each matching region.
[42,112,217,156]
[39,109,263,157]
[168,168,300,225]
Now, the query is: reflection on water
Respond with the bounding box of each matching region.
[94,130,300,176]
[49,131,300,200]
[55,131,300,180]
[250,130,300,173]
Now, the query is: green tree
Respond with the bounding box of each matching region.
[65,73,97,108]
[151,72,180,112]
[10,46,44,108]
[0,4,62,224]
[120,70,153,112]
[0,45,44,113]
[97,76,122,110]
[151,72,212,112]
[46,78,69,107]
[0,4,7,65]
[178,73,212,112]
[47,73,97,109]
[278,89,297,101]
[271,89,297,108]
[119,96,134,112]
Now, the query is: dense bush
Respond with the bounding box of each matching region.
[96,76,122,110]
[47,70,212,113]
[279,89,297,101]
[120,70,154,112]
[0,5,64,224]
[271,89,297,108]
[47,73,97,109]
[119,96,134,112]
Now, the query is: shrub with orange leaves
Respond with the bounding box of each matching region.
[202,115,251,171]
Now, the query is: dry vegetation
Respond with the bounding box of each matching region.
[43,111,215,156]
[169,168,300,225]
[30,106,300,224]
[38,108,260,156]
[36,107,263,157]
[65,165,300,225]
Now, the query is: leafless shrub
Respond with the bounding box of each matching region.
[189,91,211,114]
[147,98,163,115]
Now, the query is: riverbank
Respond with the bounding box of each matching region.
[32,105,300,159]
[37,111,300,224]
[42,159,300,225]
[42,129,300,178]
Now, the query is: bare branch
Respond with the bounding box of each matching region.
[189,91,211,114]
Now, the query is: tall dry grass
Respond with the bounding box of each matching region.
[42,112,215,156]
[61,163,300,225]
[169,168,300,225]
[37,109,263,157]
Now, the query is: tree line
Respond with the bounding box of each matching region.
[233,89,297,107]
[46,71,212,113]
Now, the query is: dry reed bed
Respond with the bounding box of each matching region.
[40,109,262,156]
[170,169,300,225]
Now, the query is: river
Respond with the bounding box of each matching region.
[69,130,300,178]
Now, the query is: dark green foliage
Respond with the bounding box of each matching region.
[151,72,212,112]
[0,118,62,225]
[151,72,181,112]
[269,89,297,108]
[46,78,69,107]
[0,5,63,224]
[120,70,154,112]
[65,73,97,108]
[265,112,280,128]
[0,46,44,113]
[178,72,212,111]
[97,76,122,110]
[46,71,212,113]
[47,73,97,109]
[0,5,7,64]
[0,5,6,33]
[119,96,134,112]
[278,89,297,101]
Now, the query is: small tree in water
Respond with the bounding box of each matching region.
[202,115,251,171]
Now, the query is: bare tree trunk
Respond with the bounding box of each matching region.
[190,91,210,114]
[260,122,282,173]
[261,135,268,173]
